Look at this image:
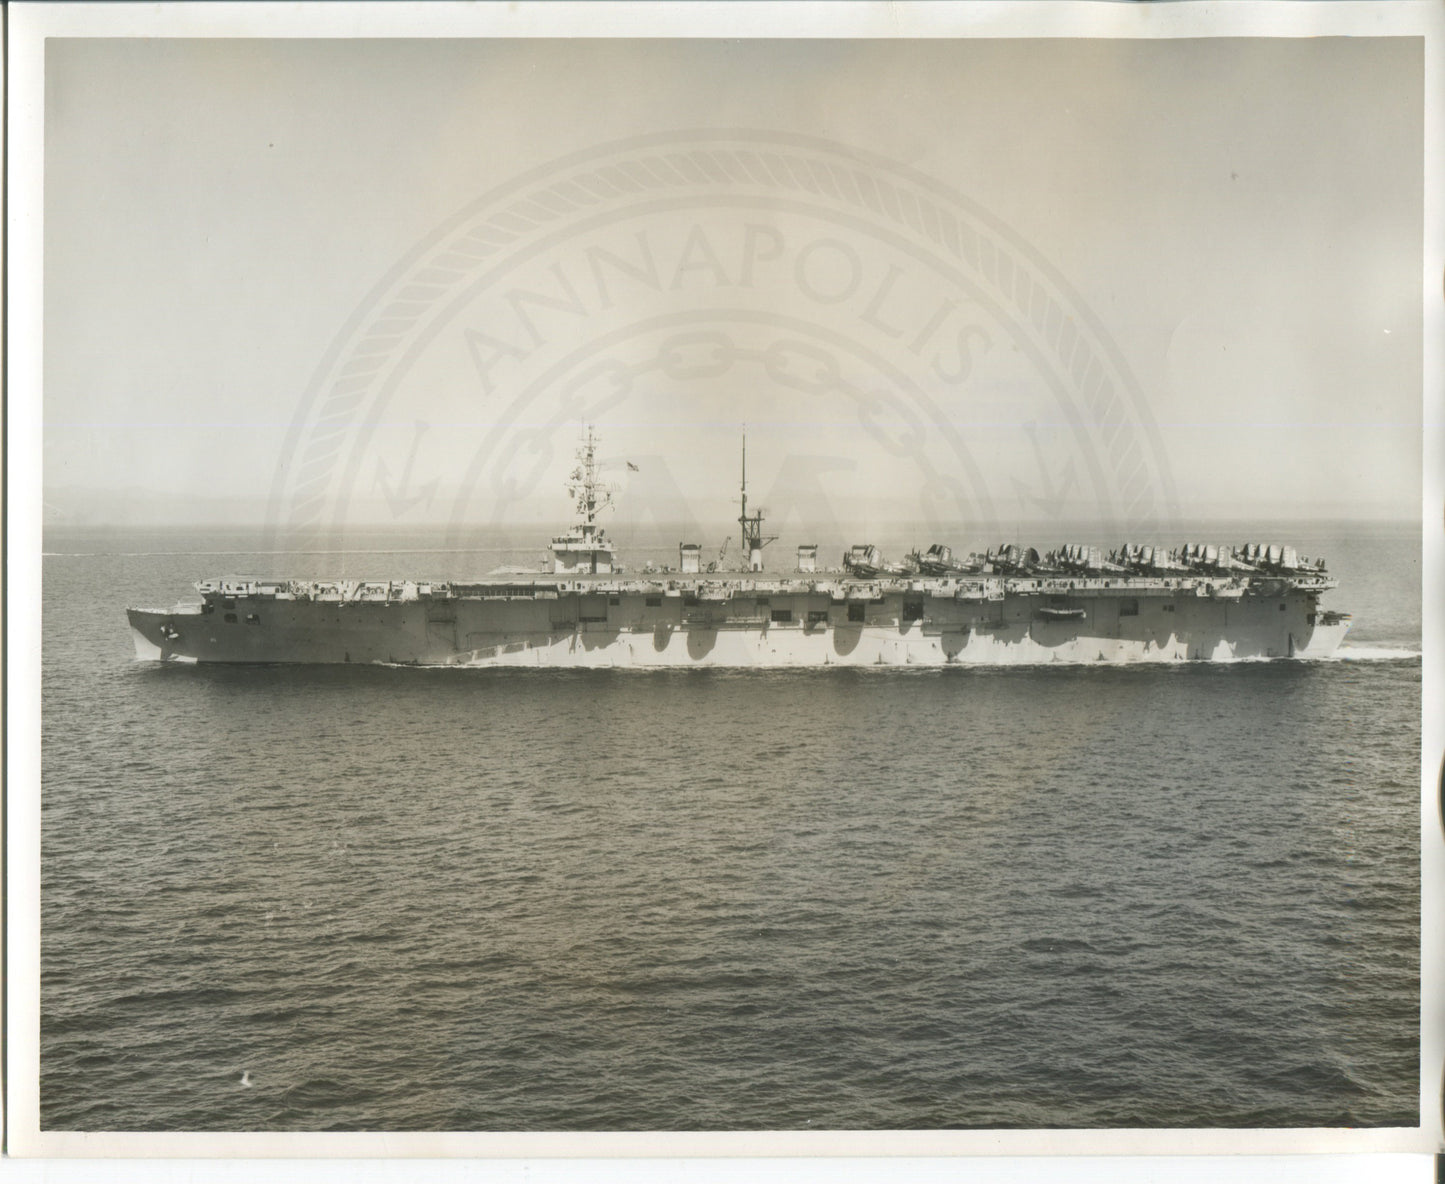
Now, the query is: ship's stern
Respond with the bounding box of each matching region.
[1296,610,1353,658]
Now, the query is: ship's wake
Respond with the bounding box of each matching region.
[1319,644,1421,662]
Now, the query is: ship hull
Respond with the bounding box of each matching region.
[127,583,1351,667]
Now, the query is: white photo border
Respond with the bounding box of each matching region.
[6,2,1441,1176]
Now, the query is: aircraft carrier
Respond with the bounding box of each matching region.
[128,429,1352,667]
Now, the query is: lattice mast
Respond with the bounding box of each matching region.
[568,425,615,540]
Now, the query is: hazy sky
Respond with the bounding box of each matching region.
[43,35,1423,529]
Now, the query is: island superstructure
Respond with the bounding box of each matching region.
[128,428,1352,667]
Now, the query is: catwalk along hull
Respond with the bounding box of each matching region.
[128,575,1351,668]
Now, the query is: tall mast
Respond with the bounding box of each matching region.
[739,424,748,557]
[736,425,777,571]
[568,424,613,540]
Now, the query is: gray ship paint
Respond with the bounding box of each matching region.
[131,431,1350,668]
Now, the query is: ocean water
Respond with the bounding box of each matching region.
[39,521,1421,1130]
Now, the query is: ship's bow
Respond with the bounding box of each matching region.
[127,607,198,662]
